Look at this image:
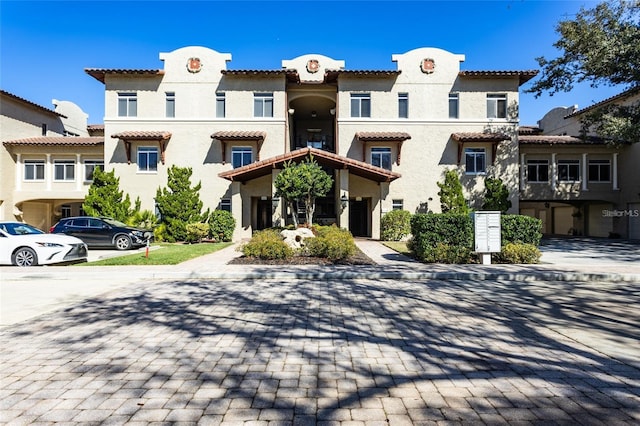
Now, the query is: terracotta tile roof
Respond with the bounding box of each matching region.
[355,132,411,141]
[219,147,401,183]
[111,131,172,140]
[0,90,66,118]
[222,69,300,83]
[3,137,103,146]
[85,68,165,83]
[324,69,401,83]
[451,132,510,142]
[87,124,104,131]
[519,135,608,145]
[458,70,539,86]
[211,130,266,141]
[518,126,543,135]
[565,86,640,118]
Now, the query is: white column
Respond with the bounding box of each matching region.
[551,153,557,191]
[76,154,82,191]
[46,154,52,191]
[613,153,619,190]
[231,181,245,240]
[15,153,22,191]
[520,153,526,190]
[271,169,282,227]
[582,153,588,191]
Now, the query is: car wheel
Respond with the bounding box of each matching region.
[13,247,38,266]
[115,235,132,250]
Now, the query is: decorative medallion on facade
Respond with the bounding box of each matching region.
[187,57,202,73]
[421,58,435,74]
[306,59,320,73]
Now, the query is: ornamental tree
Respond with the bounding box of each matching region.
[482,177,512,213]
[527,0,640,144]
[155,166,208,242]
[83,167,140,222]
[274,155,333,227]
[437,169,470,214]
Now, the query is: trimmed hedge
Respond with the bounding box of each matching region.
[208,210,236,242]
[495,243,541,264]
[305,225,356,261]
[501,214,542,246]
[381,210,412,241]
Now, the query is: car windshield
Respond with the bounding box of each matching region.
[0,223,44,236]
[102,218,130,227]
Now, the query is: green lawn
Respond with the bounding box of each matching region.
[382,241,411,256]
[80,242,234,266]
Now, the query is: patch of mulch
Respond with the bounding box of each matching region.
[228,247,376,266]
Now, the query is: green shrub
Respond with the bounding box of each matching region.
[242,229,293,260]
[208,210,236,242]
[381,210,412,241]
[153,223,169,243]
[303,226,355,261]
[185,222,209,243]
[418,242,473,264]
[303,236,327,257]
[501,215,543,246]
[409,213,473,262]
[495,243,541,264]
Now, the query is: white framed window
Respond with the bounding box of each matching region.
[350,93,371,118]
[254,93,273,117]
[527,160,549,183]
[392,199,404,210]
[487,94,507,119]
[216,92,226,118]
[165,92,175,118]
[54,160,75,181]
[449,93,459,119]
[588,160,611,182]
[371,147,391,170]
[61,205,72,218]
[465,148,486,174]
[232,147,253,168]
[118,92,137,117]
[398,93,408,118]
[84,160,104,181]
[137,146,158,172]
[558,159,580,182]
[24,160,45,181]
[219,199,232,212]
[41,123,48,136]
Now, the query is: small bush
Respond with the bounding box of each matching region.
[185,223,209,243]
[381,210,412,241]
[501,215,542,246]
[418,242,473,264]
[241,229,293,260]
[409,213,473,262]
[303,226,356,261]
[495,243,541,264]
[208,210,236,242]
[153,223,169,243]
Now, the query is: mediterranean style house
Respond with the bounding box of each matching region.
[2,45,636,240]
[519,87,640,240]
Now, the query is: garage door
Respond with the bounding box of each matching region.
[553,206,573,235]
[588,204,613,238]
[629,203,640,240]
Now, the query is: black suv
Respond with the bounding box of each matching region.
[50,217,152,250]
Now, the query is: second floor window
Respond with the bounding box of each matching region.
[84,160,104,181]
[588,160,611,182]
[232,147,253,168]
[24,160,45,181]
[465,148,486,174]
[558,159,580,182]
[41,123,48,136]
[54,160,75,181]
[219,199,232,212]
[118,92,137,117]
[487,94,507,119]
[527,160,549,182]
[351,93,371,118]
[392,199,404,210]
[166,92,175,118]
[398,93,408,118]
[137,147,158,172]
[254,93,273,117]
[371,147,391,170]
[449,93,459,119]
[216,92,226,118]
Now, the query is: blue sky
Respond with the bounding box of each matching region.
[0,0,626,126]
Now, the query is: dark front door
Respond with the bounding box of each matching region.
[257,199,273,230]
[349,199,369,237]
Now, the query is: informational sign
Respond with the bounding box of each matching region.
[474,211,501,253]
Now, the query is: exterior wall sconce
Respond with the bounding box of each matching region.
[340,193,348,209]
[311,110,317,118]
[272,196,280,209]
[288,108,295,115]
[330,108,336,115]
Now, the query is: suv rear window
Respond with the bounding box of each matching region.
[68,218,88,227]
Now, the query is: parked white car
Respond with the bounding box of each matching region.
[0,221,88,266]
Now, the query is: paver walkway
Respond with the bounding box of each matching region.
[1,274,639,424]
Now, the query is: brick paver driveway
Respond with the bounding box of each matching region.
[1,277,639,424]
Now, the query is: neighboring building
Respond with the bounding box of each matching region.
[82,46,535,239]
[519,87,640,239]
[0,90,103,230]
